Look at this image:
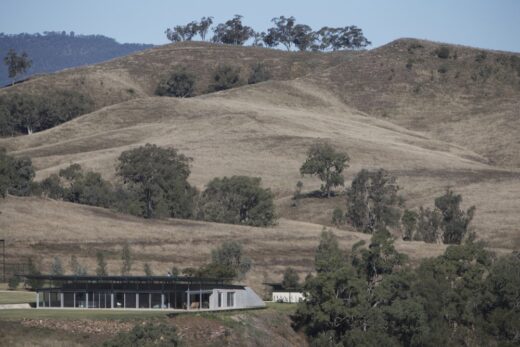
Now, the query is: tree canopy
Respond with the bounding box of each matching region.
[292,229,519,346]
[0,148,34,197]
[211,15,254,45]
[198,176,276,226]
[346,169,403,233]
[300,142,350,198]
[155,68,196,97]
[3,48,32,85]
[117,144,195,219]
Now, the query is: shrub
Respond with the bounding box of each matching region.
[248,62,271,84]
[438,65,448,74]
[102,322,182,347]
[435,46,451,59]
[475,51,487,63]
[407,42,424,53]
[198,176,276,226]
[39,174,64,199]
[0,149,35,197]
[8,276,20,290]
[332,207,345,226]
[208,64,242,92]
[155,68,196,97]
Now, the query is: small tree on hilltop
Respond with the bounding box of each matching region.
[211,15,254,45]
[197,16,213,41]
[300,142,349,198]
[155,68,196,97]
[3,49,32,86]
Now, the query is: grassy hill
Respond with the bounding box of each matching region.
[0,39,519,294]
[307,38,520,167]
[0,32,152,86]
[0,41,349,109]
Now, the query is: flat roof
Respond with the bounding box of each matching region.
[23,274,234,284]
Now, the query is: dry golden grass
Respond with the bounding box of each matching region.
[0,41,349,109]
[0,196,448,294]
[0,40,518,295]
[307,38,520,167]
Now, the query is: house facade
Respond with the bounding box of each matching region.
[25,275,265,311]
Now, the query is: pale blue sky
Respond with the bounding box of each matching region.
[1,0,519,52]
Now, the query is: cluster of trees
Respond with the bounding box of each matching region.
[156,62,270,98]
[298,142,474,244]
[0,91,94,135]
[292,229,520,346]
[402,189,476,244]
[165,15,370,51]
[4,144,275,227]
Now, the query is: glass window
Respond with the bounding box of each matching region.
[227,292,234,307]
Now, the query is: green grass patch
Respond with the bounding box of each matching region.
[0,290,35,304]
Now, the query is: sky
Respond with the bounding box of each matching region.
[1,0,519,52]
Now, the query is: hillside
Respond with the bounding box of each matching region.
[0,32,152,86]
[0,39,519,293]
[307,38,520,167]
[0,195,446,293]
[0,41,349,109]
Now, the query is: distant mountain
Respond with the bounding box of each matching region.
[0,31,153,86]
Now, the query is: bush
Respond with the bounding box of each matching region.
[198,176,276,226]
[248,62,270,84]
[58,164,114,208]
[331,207,345,226]
[208,64,242,92]
[8,276,20,290]
[0,149,35,197]
[438,65,448,74]
[39,174,64,199]
[155,68,196,97]
[435,46,451,59]
[102,322,182,347]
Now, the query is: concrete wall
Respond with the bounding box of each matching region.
[209,287,265,310]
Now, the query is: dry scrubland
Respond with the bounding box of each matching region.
[0,39,519,289]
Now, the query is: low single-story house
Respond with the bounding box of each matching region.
[24,275,265,311]
[264,283,304,303]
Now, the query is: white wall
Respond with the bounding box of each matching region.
[272,291,304,303]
